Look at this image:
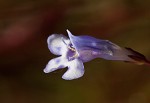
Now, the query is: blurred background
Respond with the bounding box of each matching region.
[0,0,150,103]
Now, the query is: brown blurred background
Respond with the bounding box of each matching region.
[0,0,150,103]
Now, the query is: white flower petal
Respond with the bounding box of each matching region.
[47,34,71,55]
[43,56,68,73]
[62,59,84,80]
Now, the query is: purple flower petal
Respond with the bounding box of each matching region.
[43,56,68,73]
[62,59,84,80]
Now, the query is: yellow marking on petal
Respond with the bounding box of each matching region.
[67,46,76,51]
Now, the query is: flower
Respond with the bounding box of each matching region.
[44,30,150,80]
[43,32,84,80]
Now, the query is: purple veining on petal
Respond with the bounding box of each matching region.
[55,57,61,63]
[78,49,99,62]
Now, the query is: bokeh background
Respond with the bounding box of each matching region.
[0,0,150,103]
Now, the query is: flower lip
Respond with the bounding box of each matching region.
[47,34,70,55]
